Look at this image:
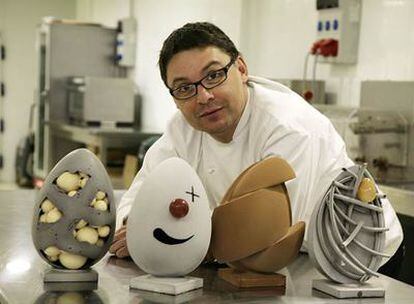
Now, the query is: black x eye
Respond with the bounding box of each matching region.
[185,186,200,203]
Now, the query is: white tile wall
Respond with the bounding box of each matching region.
[240,0,414,107]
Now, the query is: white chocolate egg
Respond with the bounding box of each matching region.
[44,246,61,257]
[39,214,47,223]
[56,172,80,192]
[68,190,77,197]
[76,227,99,245]
[47,255,59,262]
[127,157,211,276]
[89,198,97,207]
[96,191,106,200]
[97,226,110,237]
[59,252,87,270]
[94,200,108,211]
[75,219,88,229]
[79,176,89,188]
[46,208,62,223]
[41,199,55,213]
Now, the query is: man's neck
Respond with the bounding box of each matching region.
[211,127,237,143]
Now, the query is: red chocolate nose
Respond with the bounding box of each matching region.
[169,198,189,218]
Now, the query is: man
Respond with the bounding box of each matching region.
[110,22,402,260]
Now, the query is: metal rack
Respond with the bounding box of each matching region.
[33,18,128,179]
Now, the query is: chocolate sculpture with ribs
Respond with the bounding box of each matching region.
[211,157,305,273]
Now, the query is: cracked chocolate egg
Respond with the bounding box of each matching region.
[211,157,305,273]
[32,148,116,270]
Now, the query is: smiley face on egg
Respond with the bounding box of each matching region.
[126,157,211,277]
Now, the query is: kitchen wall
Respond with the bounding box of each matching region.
[75,0,243,132]
[241,0,414,107]
[76,0,414,130]
[0,0,75,183]
[1,0,414,182]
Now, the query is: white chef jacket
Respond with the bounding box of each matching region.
[117,76,402,259]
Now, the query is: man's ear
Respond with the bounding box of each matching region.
[236,56,249,83]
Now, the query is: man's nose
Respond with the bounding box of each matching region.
[196,84,214,104]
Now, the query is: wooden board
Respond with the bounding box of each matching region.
[218,268,286,288]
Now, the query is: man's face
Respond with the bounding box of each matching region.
[166,46,249,143]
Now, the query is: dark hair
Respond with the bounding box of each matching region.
[158,22,240,87]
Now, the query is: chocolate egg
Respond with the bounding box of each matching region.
[32,148,116,270]
[308,165,387,284]
[357,177,377,203]
[211,157,305,273]
[127,157,211,276]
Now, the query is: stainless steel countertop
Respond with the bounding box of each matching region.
[1,189,414,303]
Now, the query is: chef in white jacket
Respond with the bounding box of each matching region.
[110,22,402,261]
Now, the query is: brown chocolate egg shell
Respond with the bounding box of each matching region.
[211,157,305,273]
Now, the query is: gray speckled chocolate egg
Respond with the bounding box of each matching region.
[32,148,116,269]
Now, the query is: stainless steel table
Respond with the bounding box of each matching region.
[1,190,414,303]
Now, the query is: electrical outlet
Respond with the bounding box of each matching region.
[315,0,362,64]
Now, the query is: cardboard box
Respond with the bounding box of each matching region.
[123,154,139,189]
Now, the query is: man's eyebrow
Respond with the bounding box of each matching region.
[171,77,189,87]
[171,60,223,87]
[201,60,222,72]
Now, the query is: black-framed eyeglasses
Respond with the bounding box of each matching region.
[169,57,236,101]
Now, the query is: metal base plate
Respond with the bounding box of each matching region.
[130,274,203,295]
[43,281,98,292]
[312,279,385,298]
[44,268,98,283]
[134,288,203,304]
